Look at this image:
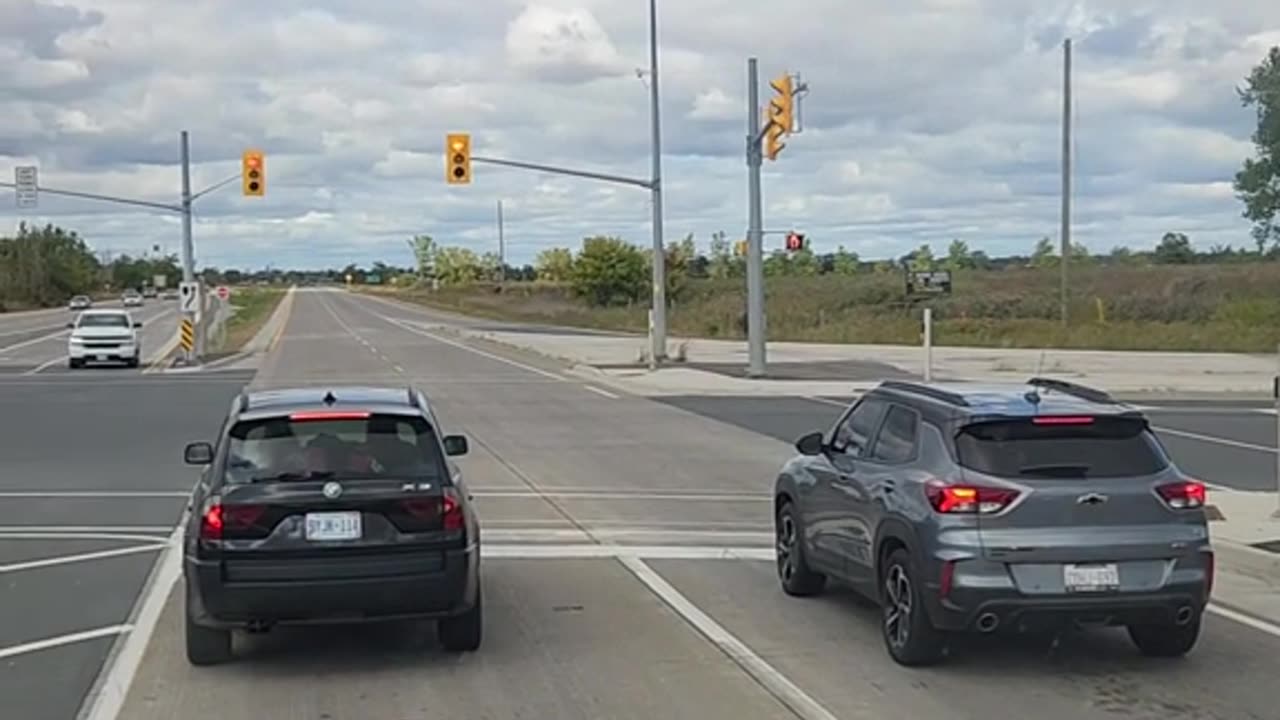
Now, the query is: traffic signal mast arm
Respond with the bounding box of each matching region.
[470,155,655,190]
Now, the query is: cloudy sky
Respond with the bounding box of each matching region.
[2,0,1278,270]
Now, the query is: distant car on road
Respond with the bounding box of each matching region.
[142,286,158,299]
[773,377,1212,666]
[67,295,92,310]
[180,386,482,665]
[67,309,142,369]
[122,290,143,307]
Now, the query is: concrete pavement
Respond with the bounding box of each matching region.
[80,288,1280,720]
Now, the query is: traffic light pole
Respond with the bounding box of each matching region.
[745,57,767,378]
[5,129,244,366]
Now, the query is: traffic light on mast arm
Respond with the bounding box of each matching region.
[785,231,805,252]
[241,150,264,196]
[446,133,471,185]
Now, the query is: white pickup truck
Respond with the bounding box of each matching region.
[67,309,142,369]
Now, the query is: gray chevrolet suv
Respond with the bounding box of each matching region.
[774,378,1213,666]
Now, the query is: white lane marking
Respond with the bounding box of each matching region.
[804,396,848,408]
[0,525,173,533]
[0,544,166,573]
[473,490,768,502]
[80,526,182,720]
[23,356,64,375]
[483,528,773,543]
[381,316,567,382]
[619,555,842,720]
[585,385,619,399]
[0,328,66,354]
[0,323,61,339]
[1208,603,1280,639]
[393,365,405,373]
[0,532,184,544]
[0,624,133,661]
[1154,426,1276,454]
[484,544,773,560]
[0,491,189,499]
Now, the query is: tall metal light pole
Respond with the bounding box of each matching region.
[648,0,667,363]
[1059,38,1072,326]
[745,58,766,377]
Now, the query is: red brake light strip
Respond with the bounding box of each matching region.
[289,411,371,421]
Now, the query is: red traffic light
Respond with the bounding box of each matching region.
[785,232,804,251]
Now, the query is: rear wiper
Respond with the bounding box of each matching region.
[248,471,336,483]
[1018,464,1091,477]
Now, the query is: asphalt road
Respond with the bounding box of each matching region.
[0,368,254,720]
[0,298,182,376]
[32,287,1260,720]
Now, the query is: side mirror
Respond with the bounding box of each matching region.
[134,322,143,328]
[184,442,214,465]
[66,322,74,328]
[442,435,469,457]
[795,431,825,456]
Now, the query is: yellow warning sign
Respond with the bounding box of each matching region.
[179,318,195,352]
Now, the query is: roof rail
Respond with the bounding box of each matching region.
[880,380,970,407]
[406,386,419,408]
[237,391,250,413]
[1025,377,1114,404]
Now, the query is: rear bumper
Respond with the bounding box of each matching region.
[184,545,479,629]
[932,591,1205,632]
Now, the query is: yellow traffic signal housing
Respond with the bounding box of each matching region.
[242,150,265,196]
[763,120,786,161]
[768,73,794,133]
[446,133,471,185]
[734,240,747,256]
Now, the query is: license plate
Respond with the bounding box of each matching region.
[1063,563,1119,592]
[304,512,362,541]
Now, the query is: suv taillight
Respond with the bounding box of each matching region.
[1155,480,1206,509]
[393,489,465,533]
[926,481,1020,514]
[199,499,267,540]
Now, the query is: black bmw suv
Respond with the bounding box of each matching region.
[180,385,481,665]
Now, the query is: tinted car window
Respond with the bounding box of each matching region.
[870,405,917,464]
[832,399,886,457]
[78,314,129,328]
[955,416,1169,479]
[223,413,446,484]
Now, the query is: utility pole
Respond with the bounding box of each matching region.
[648,0,667,363]
[1059,38,1072,327]
[745,58,767,377]
[180,130,202,362]
[497,200,506,289]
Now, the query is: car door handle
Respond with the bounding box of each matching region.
[876,480,896,493]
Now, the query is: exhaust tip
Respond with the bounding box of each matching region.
[976,612,1000,633]
[1174,606,1194,626]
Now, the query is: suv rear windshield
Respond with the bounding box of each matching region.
[955,416,1169,479]
[223,413,446,484]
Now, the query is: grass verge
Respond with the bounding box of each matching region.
[210,287,286,358]
[359,262,1280,353]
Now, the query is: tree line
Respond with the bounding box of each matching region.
[0,222,181,311]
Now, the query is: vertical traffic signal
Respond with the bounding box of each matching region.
[785,232,805,252]
[241,150,264,196]
[734,240,748,257]
[763,120,786,161]
[769,73,794,133]
[446,133,471,185]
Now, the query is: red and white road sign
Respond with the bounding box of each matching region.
[216,285,230,301]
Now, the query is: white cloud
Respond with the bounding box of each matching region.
[1,0,1279,269]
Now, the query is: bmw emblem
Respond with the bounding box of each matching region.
[322,481,343,499]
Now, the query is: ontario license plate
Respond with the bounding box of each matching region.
[1063,563,1119,592]
[304,512,361,541]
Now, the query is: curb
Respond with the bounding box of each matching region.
[1215,538,1280,584]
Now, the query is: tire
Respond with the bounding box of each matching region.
[127,356,140,368]
[880,547,947,666]
[438,585,482,652]
[1128,614,1202,658]
[775,501,826,596]
[68,358,81,369]
[185,615,232,666]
